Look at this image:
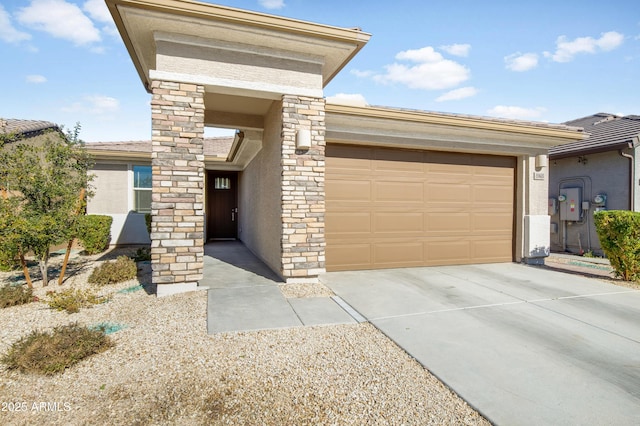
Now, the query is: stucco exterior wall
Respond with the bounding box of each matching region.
[88,163,129,215]
[238,101,283,275]
[87,162,151,246]
[549,151,630,255]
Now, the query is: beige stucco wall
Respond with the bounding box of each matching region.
[238,101,283,275]
[88,163,129,215]
[87,162,151,246]
[154,38,323,98]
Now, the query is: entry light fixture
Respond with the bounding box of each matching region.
[296,129,311,150]
[535,154,548,169]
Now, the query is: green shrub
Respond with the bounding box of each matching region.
[76,215,112,255]
[132,246,151,262]
[88,256,137,286]
[46,288,108,314]
[1,323,113,375]
[594,210,640,281]
[144,213,152,235]
[0,285,35,308]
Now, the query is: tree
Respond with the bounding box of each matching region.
[0,123,92,286]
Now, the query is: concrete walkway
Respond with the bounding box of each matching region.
[322,263,640,426]
[201,242,356,333]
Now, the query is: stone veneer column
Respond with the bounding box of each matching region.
[281,95,326,283]
[150,80,205,296]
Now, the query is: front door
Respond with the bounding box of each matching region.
[207,172,238,240]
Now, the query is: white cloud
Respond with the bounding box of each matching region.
[435,87,478,102]
[326,93,368,107]
[83,0,118,38]
[17,0,101,46]
[26,74,47,83]
[0,5,31,43]
[439,43,471,57]
[544,31,624,63]
[63,95,119,115]
[351,69,374,78]
[505,52,539,71]
[487,105,547,120]
[258,0,285,9]
[83,0,111,22]
[374,46,470,90]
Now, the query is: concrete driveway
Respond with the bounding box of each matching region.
[322,263,640,425]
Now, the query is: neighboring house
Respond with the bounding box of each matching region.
[0,119,62,147]
[1,119,65,196]
[548,113,640,255]
[103,0,585,296]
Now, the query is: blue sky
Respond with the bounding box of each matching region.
[1,0,639,142]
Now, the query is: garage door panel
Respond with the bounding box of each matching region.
[428,183,471,201]
[426,213,471,233]
[426,241,472,264]
[375,212,424,233]
[326,179,371,201]
[374,242,424,266]
[473,213,513,232]
[326,211,371,234]
[326,145,514,271]
[327,243,372,271]
[375,181,424,203]
[473,239,513,261]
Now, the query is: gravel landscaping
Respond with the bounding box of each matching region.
[0,249,489,425]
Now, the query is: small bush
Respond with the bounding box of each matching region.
[88,256,137,286]
[144,213,152,235]
[46,288,108,314]
[0,285,34,308]
[594,210,640,281]
[1,323,113,375]
[132,246,151,262]
[76,215,112,255]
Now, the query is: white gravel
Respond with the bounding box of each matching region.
[0,250,489,425]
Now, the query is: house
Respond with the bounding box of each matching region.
[0,119,62,146]
[101,0,585,296]
[548,113,640,255]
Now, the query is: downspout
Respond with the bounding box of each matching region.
[619,137,638,211]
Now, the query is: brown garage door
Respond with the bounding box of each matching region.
[326,144,515,271]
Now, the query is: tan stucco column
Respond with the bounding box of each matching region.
[521,154,550,264]
[150,80,205,296]
[280,95,326,283]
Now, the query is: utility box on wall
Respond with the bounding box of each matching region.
[559,187,581,221]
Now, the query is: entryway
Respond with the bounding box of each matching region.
[207,171,238,240]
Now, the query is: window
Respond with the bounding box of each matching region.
[214,177,231,190]
[133,165,152,213]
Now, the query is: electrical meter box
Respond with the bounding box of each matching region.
[559,187,581,221]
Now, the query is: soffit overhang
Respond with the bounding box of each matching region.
[106,0,371,93]
[326,104,587,156]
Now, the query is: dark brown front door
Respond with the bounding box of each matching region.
[207,172,238,240]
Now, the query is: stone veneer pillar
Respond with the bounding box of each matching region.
[150,80,205,296]
[281,95,326,282]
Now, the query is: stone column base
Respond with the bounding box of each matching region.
[156,282,200,297]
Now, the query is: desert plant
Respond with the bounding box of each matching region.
[594,210,640,281]
[0,124,93,285]
[1,323,112,375]
[46,288,108,314]
[76,214,112,255]
[88,256,137,286]
[132,246,151,262]
[0,284,34,308]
